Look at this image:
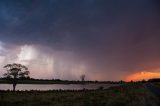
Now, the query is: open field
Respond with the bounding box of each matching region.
[0,83,159,106]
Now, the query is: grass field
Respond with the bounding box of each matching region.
[0,83,159,106]
[155,82,160,88]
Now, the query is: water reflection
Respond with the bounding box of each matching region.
[0,84,120,91]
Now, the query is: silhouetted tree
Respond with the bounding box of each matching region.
[80,74,86,89]
[3,63,29,91]
[80,74,85,82]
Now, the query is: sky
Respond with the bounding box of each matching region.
[0,0,160,81]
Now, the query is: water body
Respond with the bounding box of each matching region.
[0,84,120,91]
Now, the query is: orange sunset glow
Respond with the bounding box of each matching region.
[126,70,160,81]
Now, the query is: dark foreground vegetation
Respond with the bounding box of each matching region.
[155,83,160,88]
[0,83,159,106]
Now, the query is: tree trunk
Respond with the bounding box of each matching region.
[13,76,17,92]
[13,83,16,91]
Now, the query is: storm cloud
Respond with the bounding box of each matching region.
[0,0,160,81]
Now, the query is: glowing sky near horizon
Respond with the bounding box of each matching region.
[126,69,160,81]
[0,0,160,81]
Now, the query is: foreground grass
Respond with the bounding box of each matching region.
[155,82,160,88]
[0,83,159,106]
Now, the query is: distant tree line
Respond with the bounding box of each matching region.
[148,78,160,82]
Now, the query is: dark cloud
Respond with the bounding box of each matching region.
[0,0,160,80]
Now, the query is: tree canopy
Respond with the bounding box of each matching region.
[3,63,29,79]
